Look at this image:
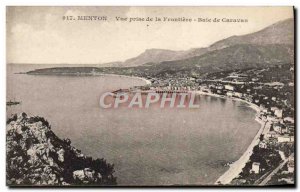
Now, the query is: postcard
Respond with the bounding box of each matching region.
[6,6,295,186]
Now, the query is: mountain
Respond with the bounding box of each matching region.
[119,44,293,78]
[7,113,116,186]
[210,18,294,50]
[155,44,293,74]
[122,49,186,67]
[100,48,197,67]
[100,47,208,67]
[100,18,293,67]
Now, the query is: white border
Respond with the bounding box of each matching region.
[0,0,297,6]
[0,1,298,192]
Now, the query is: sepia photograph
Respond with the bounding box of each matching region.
[6,6,295,187]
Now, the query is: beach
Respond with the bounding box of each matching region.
[97,73,152,85]
[215,120,266,185]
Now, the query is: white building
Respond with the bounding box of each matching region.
[284,117,294,123]
[226,91,233,97]
[252,162,260,174]
[234,92,243,98]
[287,156,294,173]
[277,135,294,143]
[216,85,224,90]
[271,107,279,112]
[275,109,283,118]
[225,85,234,91]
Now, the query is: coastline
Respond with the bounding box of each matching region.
[195,91,266,185]
[18,70,269,185]
[27,71,152,85]
[97,73,152,85]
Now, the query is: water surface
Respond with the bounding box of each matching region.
[7,64,261,185]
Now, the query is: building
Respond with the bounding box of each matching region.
[252,162,260,174]
[253,86,263,90]
[216,85,224,90]
[225,84,234,91]
[287,124,295,134]
[273,123,284,134]
[281,127,288,134]
[277,135,294,143]
[209,84,216,89]
[267,115,276,122]
[287,156,294,173]
[271,107,279,112]
[263,96,269,100]
[234,92,243,98]
[259,141,267,149]
[226,91,233,97]
[275,109,283,118]
[284,117,294,123]
[265,131,278,139]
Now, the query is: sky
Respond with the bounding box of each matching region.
[6,6,293,64]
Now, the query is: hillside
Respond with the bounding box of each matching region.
[210,18,294,50]
[7,113,117,186]
[27,43,293,78]
[134,44,293,78]
[159,44,293,70]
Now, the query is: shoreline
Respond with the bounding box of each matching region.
[27,72,152,85]
[21,71,268,185]
[195,91,266,185]
[96,73,152,85]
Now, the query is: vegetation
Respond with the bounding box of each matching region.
[237,145,282,185]
[7,113,117,186]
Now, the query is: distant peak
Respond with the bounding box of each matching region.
[144,48,174,52]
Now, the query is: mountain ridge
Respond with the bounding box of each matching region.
[101,18,293,67]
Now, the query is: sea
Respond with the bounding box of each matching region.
[7,64,261,186]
